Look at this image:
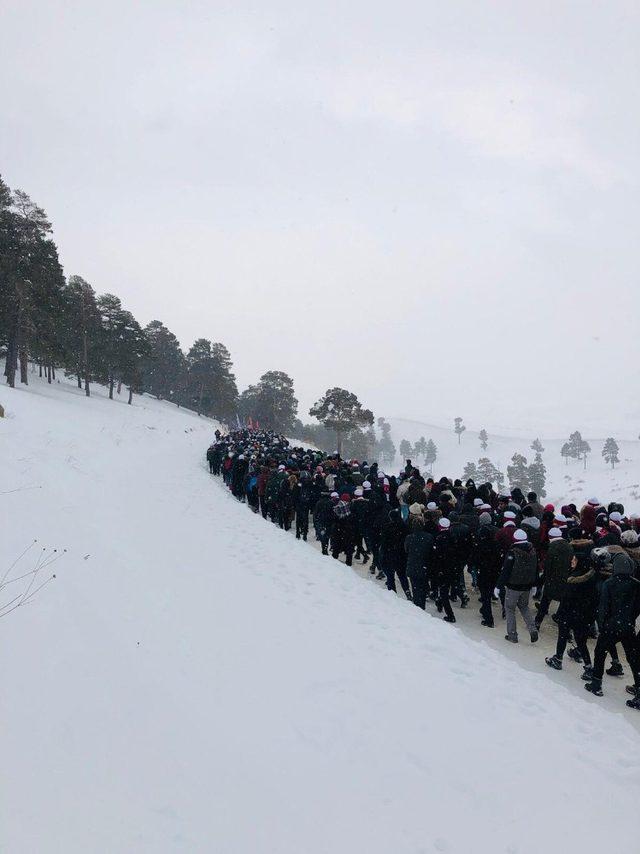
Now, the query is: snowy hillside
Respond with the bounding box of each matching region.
[387,416,640,512]
[2,375,640,853]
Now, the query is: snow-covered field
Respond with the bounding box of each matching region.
[387,416,640,512]
[2,374,640,853]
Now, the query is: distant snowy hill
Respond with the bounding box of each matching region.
[2,374,640,853]
[387,416,640,511]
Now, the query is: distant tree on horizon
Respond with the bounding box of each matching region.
[602,437,620,469]
[454,417,466,445]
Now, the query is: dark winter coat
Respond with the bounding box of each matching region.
[472,524,501,587]
[556,567,598,628]
[458,505,479,533]
[432,529,456,582]
[499,542,538,591]
[313,495,335,532]
[351,497,373,533]
[404,531,434,579]
[543,538,573,600]
[598,554,640,634]
[380,514,407,570]
[450,521,472,565]
[405,481,428,507]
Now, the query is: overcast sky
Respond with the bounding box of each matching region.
[2,1,639,435]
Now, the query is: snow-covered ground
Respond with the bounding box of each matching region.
[2,374,640,853]
[387,416,640,512]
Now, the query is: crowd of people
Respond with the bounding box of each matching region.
[207,428,640,712]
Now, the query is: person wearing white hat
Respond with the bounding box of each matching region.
[535,526,573,629]
[433,517,457,623]
[498,528,539,643]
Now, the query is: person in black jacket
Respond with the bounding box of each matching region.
[449,511,471,607]
[585,552,640,699]
[380,509,411,598]
[330,498,357,566]
[350,487,372,563]
[432,518,457,622]
[473,512,501,627]
[292,472,314,541]
[313,492,336,555]
[404,517,434,609]
[545,554,597,673]
[498,529,539,643]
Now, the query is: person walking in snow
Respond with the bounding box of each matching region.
[584,552,640,703]
[379,509,411,598]
[473,512,501,628]
[432,517,457,623]
[535,528,573,628]
[498,529,539,644]
[404,516,434,609]
[331,495,356,566]
[545,553,597,674]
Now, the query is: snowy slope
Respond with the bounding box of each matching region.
[387,416,640,511]
[2,375,640,854]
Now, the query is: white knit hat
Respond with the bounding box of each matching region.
[354,487,364,497]
[514,529,528,542]
[549,528,563,538]
[363,481,372,490]
[473,498,483,507]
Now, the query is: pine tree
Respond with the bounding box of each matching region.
[239,370,298,433]
[413,436,427,460]
[463,461,478,482]
[309,388,374,456]
[507,453,530,492]
[530,438,544,454]
[560,442,572,466]
[59,276,102,396]
[142,320,185,403]
[454,417,466,444]
[528,452,547,498]
[477,458,495,484]
[399,439,413,461]
[602,437,620,469]
[0,181,65,387]
[375,418,396,466]
[479,429,488,451]
[424,439,437,473]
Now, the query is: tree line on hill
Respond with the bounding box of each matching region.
[0,174,378,454]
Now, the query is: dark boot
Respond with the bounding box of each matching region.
[606,660,624,677]
[585,678,603,697]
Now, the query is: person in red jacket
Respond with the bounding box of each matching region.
[580,497,600,535]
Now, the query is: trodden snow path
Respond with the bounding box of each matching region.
[1,373,640,854]
[281,496,640,725]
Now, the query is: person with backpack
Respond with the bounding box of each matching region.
[498,529,539,644]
